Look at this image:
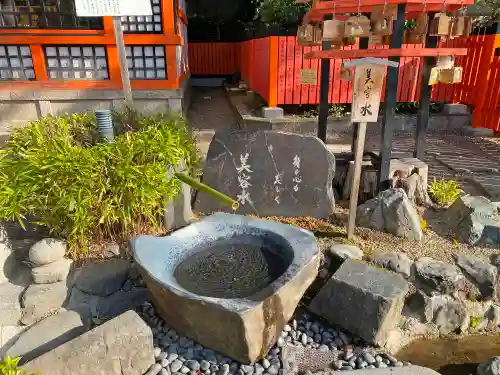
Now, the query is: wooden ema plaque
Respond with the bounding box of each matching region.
[300,68,318,84]
[351,63,385,122]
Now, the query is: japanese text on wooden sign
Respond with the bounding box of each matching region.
[75,0,152,16]
[351,64,385,123]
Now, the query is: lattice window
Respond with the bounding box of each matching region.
[0,0,103,29]
[121,0,161,33]
[44,45,109,80]
[0,45,35,80]
[125,45,166,80]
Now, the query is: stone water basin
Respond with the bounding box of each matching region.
[130,213,320,364]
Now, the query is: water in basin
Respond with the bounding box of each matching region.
[397,334,500,375]
[174,239,291,299]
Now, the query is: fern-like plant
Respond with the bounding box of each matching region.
[0,356,39,375]
[428,178,464,207]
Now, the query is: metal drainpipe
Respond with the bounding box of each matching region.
[94,109,114,142]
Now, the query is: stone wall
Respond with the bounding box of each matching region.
[0,80,189,139]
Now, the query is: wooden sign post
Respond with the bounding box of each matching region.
[344,58,399,239]
[74,0,153,107]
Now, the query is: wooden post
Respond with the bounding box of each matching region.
[317,15,333,142]
[112,16,134,106]
[351,37,369,153]
[347,121,367,239]
[377,3,406,191]
[414,14,438,160]
[344,58,399,240]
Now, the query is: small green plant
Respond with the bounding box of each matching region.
[0,356,39,375]
[470,315,482,328]
[395,102,419,114]
[328,104,349,118]
[428,178,464,207]
[0,110,202,255]
[420,217,428,233]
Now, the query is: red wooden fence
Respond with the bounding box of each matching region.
[188,34,500,130]
[188,42,239,75]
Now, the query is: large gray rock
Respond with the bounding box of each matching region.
[74,259,130,296]
[328,244,363,261]
[371,252,412,279]
[29,238,66,266]
[194,130,336,218]
[309,259,408,346]
[356,188,423,241]
[65,286,99,318]
[96,288,151,319]
[131,213,320,364]
[7,309,89,363]
[414,257,466,295]
[404,292,469,334]
[21,281,69,325]
[31,258,72,284]
[23,310,155,375]
[455,253,497,300]
[445,195,500,247]
[478,356,500,375]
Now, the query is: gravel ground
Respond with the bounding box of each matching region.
[140,303,409,375]
[316,203,497,265]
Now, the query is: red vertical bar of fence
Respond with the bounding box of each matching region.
[472,34,500,128]
[482,55,500,131]
[293,39,303,104]
[309,45,321,104]
[268,36,279,108]
[252,37,271,103]
[188,43,238,75]
[285,37,296,104]
[301,44,311,104]
[277,37,287,105]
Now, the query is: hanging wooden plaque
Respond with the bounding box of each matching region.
[414,13,429,34]
[451,17,465,36]
[405,30,426,44]
[298,24,314,45]
[351,63,385,122]
[297,24,322,46]
[369,34,383,44]
[300,68,318,85]
[343,37,357,45]
[340,67,353,81]
[345,15,371,37]
[370,5,396,35]
[323,19,345,42]
[439,67,463,83]
[436,56,455,69]
[371,5,398,20]
[463,16,473,37]
[429,13,451,36]
[429,67,440,85]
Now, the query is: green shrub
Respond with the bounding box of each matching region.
[0,110,200,256]
[253,0,310,26]
[0,356,39,375]
[428,178,464,207]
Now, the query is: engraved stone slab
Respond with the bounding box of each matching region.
[195,130,336,218]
